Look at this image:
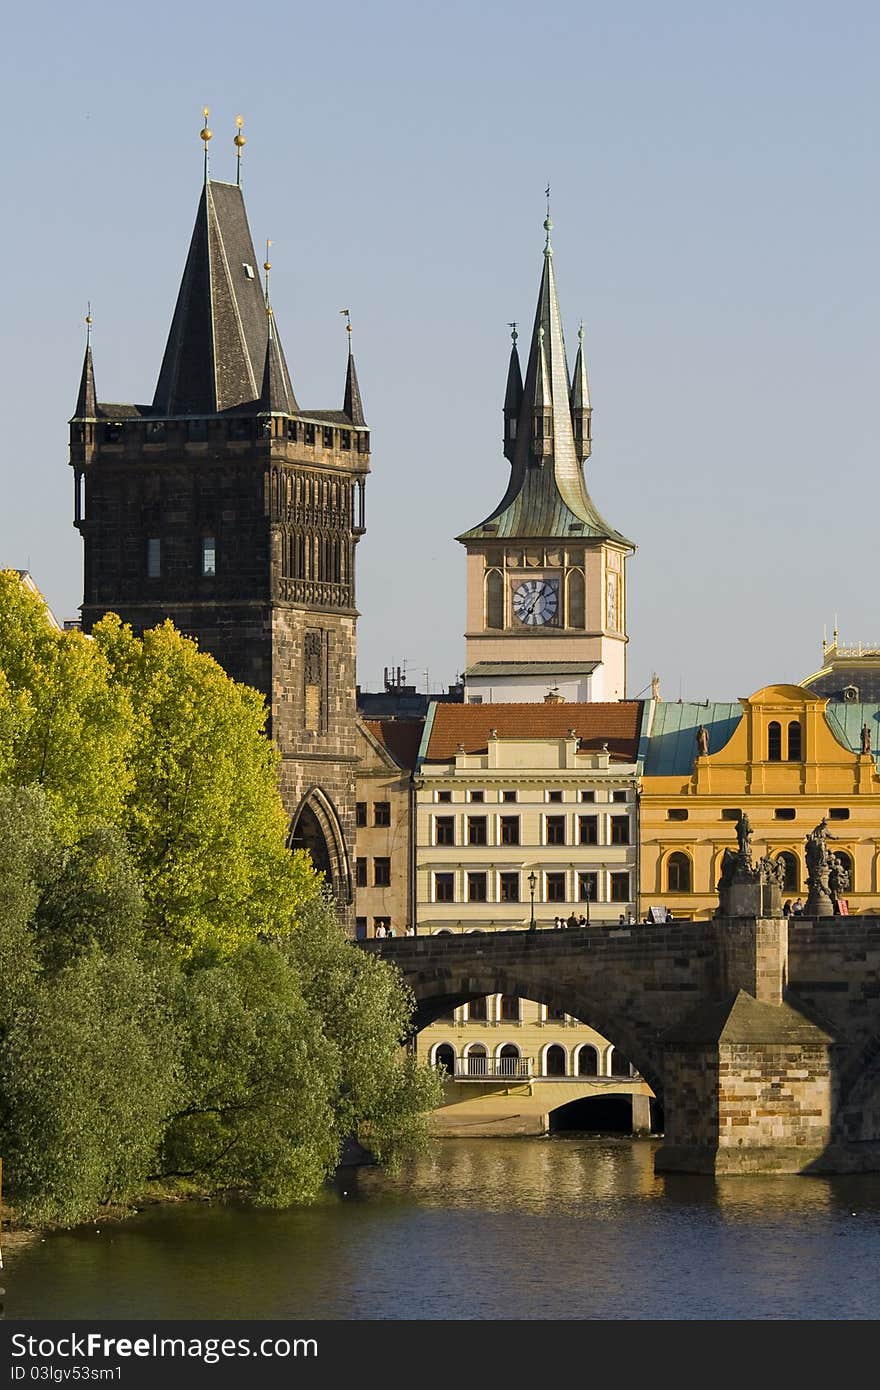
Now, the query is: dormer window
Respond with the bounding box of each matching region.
[242,263,255,279]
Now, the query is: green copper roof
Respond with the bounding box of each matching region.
[824,703,880,767]
[643,702,743,776]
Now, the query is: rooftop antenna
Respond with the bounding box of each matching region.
[200,107,212,183]
[234,114,245,186]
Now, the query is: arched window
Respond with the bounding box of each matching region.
[486,569,504,629]
[768,721,782,761]
[577,1045,599,1076]
[545,1044,567,1077]
[667,851,692,893]
[567,570,585,628]
[787,721,802,762]
[610,1048,632,1077]
[466,1044,488,1076]
[498,1043,521,1077]
[434,1044,455,1076]
[777,851,799,893]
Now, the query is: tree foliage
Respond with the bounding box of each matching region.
[0,575,439,1226]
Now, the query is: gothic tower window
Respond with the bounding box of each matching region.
[567,569,585,628]
[486,568,504,629]
[768,721,782,761]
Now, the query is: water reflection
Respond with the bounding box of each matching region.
[7,1137,880,1320]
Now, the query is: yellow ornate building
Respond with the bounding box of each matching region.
[640,684,880,920]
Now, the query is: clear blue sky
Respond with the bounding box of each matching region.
[2,1,877,701]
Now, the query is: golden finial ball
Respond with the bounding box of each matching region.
[234,134,246,148]
[264,261,271,272]
[201,126,212,143]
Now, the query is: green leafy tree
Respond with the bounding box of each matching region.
[2,947,180,1225]
[161,942,339,1205]
[0,571,132,839]
[93,616,319,958]
[0,786,56,1030]
[285,896,442,1168]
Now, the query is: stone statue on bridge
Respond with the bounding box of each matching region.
[829,854,850,914]
[735,812,754,869]
[696,725,710,757]
[804,818,834,918]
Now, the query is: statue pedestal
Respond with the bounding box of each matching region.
[805,888,835,918]
[717,869,760,919]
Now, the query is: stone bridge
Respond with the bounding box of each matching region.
[360,916,880,1175]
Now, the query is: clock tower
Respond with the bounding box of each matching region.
[457,214,634,704]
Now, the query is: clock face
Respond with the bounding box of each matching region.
[512,578,559,626]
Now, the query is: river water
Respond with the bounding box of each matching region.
[5,1137,880,1320]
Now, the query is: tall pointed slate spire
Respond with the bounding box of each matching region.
[259,247,296,414]
[502,325,523,461]
[458,214,631,546]
[343,342,365,425]
[73,337,97,420]
[153,180,296,415]
[570,322,592,462]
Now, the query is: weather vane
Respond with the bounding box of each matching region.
[264,239,273,312]
[234,115,245,186]
[340,308,352,348]
[200,107,212,182]
[508,320,518,345]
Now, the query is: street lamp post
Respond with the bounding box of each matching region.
[528,871,537,932]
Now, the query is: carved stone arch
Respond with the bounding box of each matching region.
[288,784,352,905]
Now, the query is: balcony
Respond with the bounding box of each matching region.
[453,1056,533,1081]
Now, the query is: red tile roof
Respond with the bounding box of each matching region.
[424,702,643,761]
[364,718,424,771]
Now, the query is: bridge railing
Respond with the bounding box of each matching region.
[453,1057,533,1081]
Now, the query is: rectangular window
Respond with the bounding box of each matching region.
[201,536,216,576]
[501,790,518,803]
[323,427,334,449]
[304,423,316,445]
[355,917,367,940]
[612,790,627,803]
[721,808,741,821]
[499,872,520,902]
[667,808,689,821]
[147,537,161,578]
[546,789,563,803]
[579,790,596,803]
[467,816,487,846]
[578,872,598,902]
[610,816,630,845]
[545,815,566,845]
[774,808,796,820]
[500,995,520,1022]
[374,857,391,887]
[546,871,567,902]
[467,872,487,902]
[499,816,520,845]
[340,430,351,451]
[578,815,598,845]
[436,789,452,803]
[610,872,630,902]
[373,916,390,934]
[434,872,455,902]
[829,808,850,820]
[547,1006,567,1021]
[434,816,455,846]
[468,996,488,1021]
[468,790,485,803]
[355,802,367,827]
[373,801,391,827]
[355,858,367,888]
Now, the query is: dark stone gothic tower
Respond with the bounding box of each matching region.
[69,158,369,918]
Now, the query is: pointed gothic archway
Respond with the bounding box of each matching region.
[289,785,352,905]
